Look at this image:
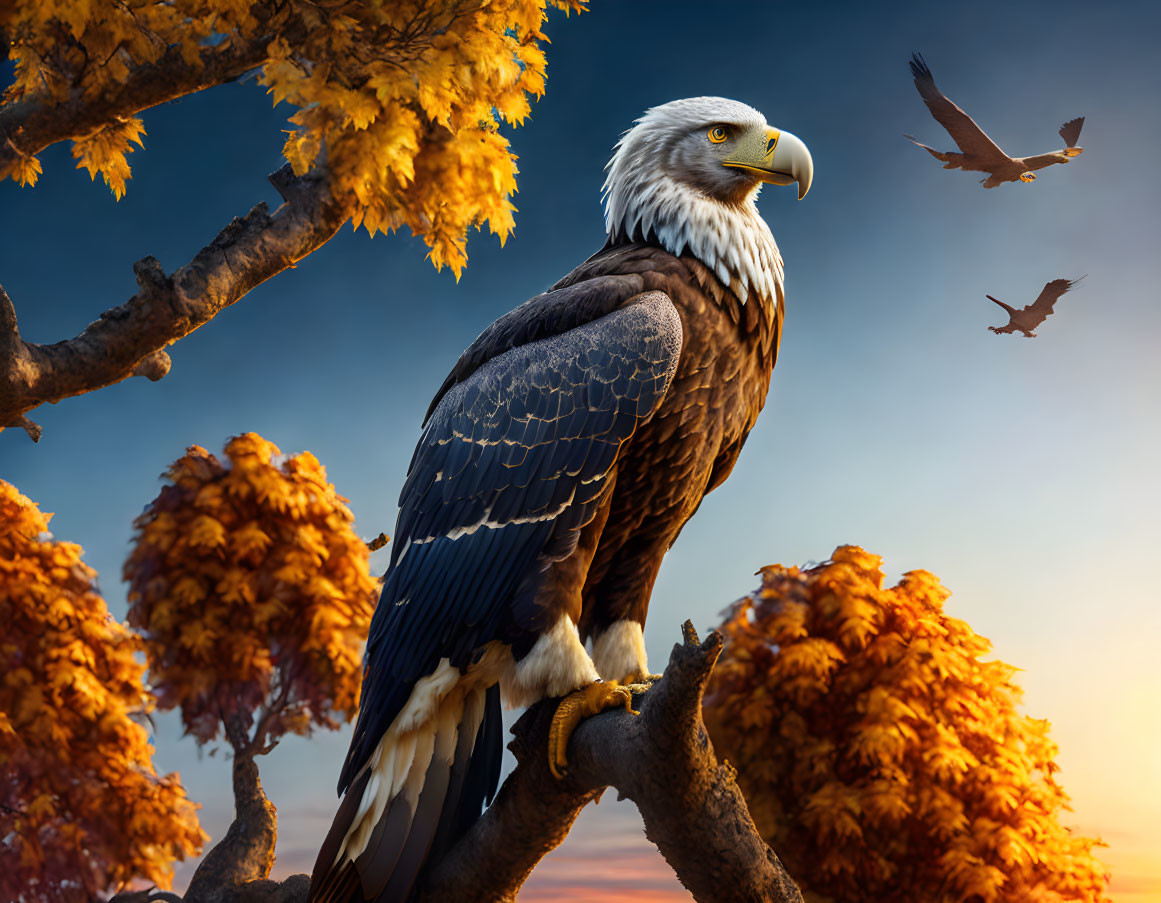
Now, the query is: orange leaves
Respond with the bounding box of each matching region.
[3,0,184,191]
[71,115,146,200]
[4,2,585,281]
[124,432,376,749]
[4,150,43,187]
[255,0,583,278]
[0,480,205,903]
[703,545,1110,903]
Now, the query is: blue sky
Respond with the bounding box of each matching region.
[3,0,1160,898]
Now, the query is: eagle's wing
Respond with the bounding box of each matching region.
[1059,116,1085,147]
[909,53,1009,164]
[338,290,682,792]
[1025,278,1078,324]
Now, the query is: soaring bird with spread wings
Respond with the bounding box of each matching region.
[308,97,813,903]
[906,53,1084,188]
[988,278,1082,337]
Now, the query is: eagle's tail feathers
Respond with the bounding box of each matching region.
[428,684,500,862]
[311,768,372,903]
[373,733,453,901]
[310,678,500,903]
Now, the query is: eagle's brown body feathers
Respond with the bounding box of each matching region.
[557,244,781,640]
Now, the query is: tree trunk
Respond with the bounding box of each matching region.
[182,750,277,903]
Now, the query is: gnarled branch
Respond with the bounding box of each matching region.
[118,623,802,903]
[415,622,804,903]
[0,163,347,440]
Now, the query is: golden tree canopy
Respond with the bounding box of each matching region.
[0,480,206,903]
[704,546,1110,903]
[124,432,377,750]
[1,1,589,440]
[1,0,584,276]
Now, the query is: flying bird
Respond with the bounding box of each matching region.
[905,53,1084,188]
[308,97,813,903]
[987,277,1082,336]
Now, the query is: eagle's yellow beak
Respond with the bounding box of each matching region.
[722,126,813,199]
[1063,147,1084,157]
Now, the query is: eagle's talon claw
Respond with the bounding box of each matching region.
[548,680,636,779]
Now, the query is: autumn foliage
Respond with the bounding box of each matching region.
[2,0,585,275]
[0,480,205,903]
[704,546,1110,903]
[124,432,376,753]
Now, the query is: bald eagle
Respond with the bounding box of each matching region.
[988,277,1082,337]
[905,53,1084,188]
[309,97,813,903]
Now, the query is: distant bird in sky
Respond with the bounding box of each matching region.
[905,53,1084,188]
[987,278,1083,337]
[309,97,813,903]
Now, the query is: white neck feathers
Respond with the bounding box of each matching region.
[603,162,784,307]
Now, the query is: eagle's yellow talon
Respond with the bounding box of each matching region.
[621,669,663,690]
[549,680,636,779]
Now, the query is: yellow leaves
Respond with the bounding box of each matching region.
[0,480,205,902]
[190,514,227,548]
[771,637,845,680]
[703,545,1111,903]
[231,522,272,559]
[172,575,207,606]
[180,620,217,656]
[803,782,864,843]
[3,150,43,187]
[71,116,146,200]
[124,433,376,749]
[217,568,256,605]
[7,0,581,279]
[257,0,573,276]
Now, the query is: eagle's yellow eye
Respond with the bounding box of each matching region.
[707,126,728,144]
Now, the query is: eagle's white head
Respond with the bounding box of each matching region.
[602,96,813,306]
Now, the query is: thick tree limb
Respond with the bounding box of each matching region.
[0,163,347,439]
[415,622,804,903]
[113,623,802,903]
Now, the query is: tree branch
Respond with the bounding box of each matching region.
[0,163,347,439]
[415,622,804,903]
[0,11,286,172]
[131,623,803,903]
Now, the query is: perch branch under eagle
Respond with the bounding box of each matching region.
[309,97,813,903]
[905,53,1085,188]
[412,623,805,903]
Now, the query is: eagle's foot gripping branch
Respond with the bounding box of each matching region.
[620,670,663,690]
[548,680,637,779]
